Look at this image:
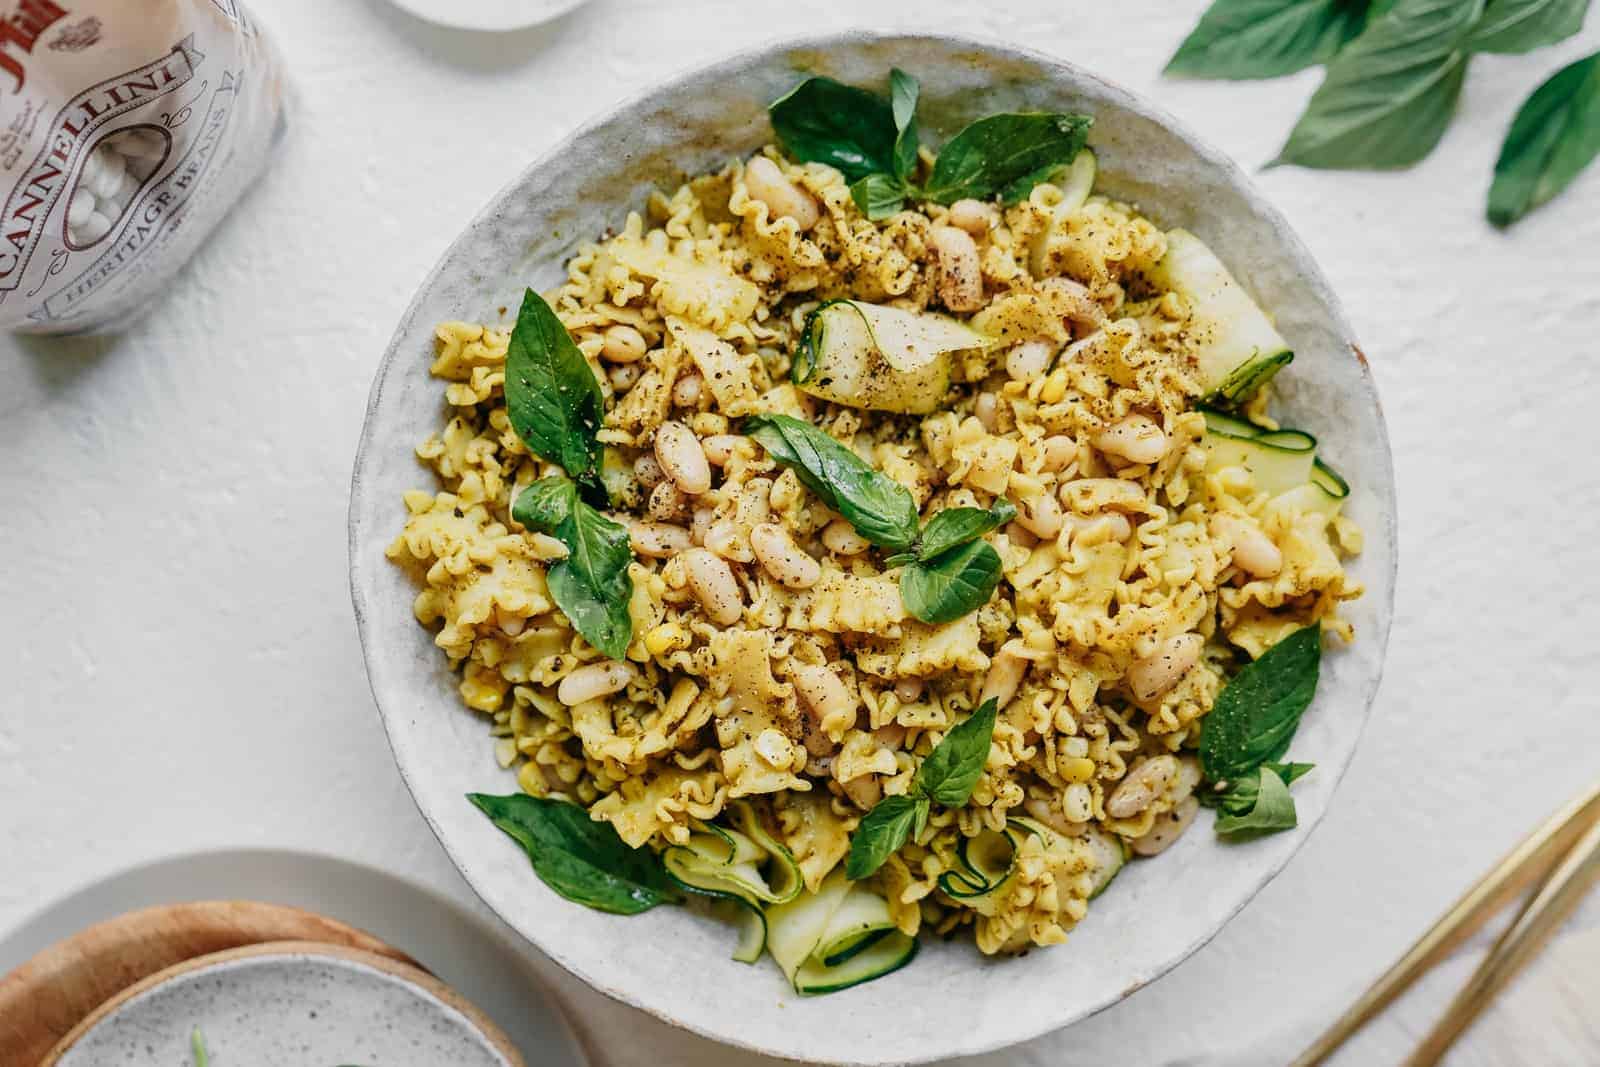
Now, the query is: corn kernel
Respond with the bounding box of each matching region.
[1062,757,1097,783]
[1039,367,1069,404]
[645,623,688,656]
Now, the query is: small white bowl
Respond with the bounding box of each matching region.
[349,31,1397,1065]
[45,942,525,1067]
[384,0,589,33]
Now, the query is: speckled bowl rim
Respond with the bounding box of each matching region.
[42,941,525,1067]
[349,28,1397,1065]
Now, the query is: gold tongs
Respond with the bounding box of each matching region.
[1293,782,1600,1067]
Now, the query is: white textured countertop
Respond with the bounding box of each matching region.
[3,2,1598,1065]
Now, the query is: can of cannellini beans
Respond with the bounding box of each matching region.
[0,0,288,333]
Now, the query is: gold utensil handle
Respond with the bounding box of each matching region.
[1401,813,1600,1067]
[1291,783,1600,1067]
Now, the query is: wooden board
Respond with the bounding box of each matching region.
[0,900,419,1067]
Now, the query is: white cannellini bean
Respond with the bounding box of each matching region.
[633,453,665,489]
[1064,510,1133,544]
[744,156,821,231]
[1026,796,1087,837]
[66,188,95,228]
[1039,275,1106,333]
[1063,782,1094,823]
[690,506,714,546]
[85,148,123,199]
[839,774,883,811]
[701,434,746,466]
[1006,340,1055,381]
[557,661,637,706]
[684,547,743,625]
[929,224,984,312]
[981,647,1029,710]
[647,480,688,521]
[600,324,647,363]
[947,198,996,237]
[1131,796,1200,856]
[1094,414,1170,466]
[974,391,999,432]
[1211,513,1283,578]
[1107,754,1179,819]
[76,212,112,244]
[630,521,691,559]
[821,518,869,556]
[894,678,924,703]
[754,728,796,769]
[704,519,753,563]
[1013,490,1063,540]
[607,363,640,393]
[791,661,858,734]
[1040,434,1077,472]
[671,371,703,409]
[653,421,711,496]
[751,522,821,589]
[1127,633,1204,701]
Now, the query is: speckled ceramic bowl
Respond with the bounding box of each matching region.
[43,942,525,1067]
[349,31,1397,1066]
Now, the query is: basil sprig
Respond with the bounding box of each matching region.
[1197,624,1322,839]
[1168,0,1594,225]
[888,501,1015,625]
[1167,0,1386,80]
[1487,50,1600,226]
[1469,0,1590,54]
[846,699,998,879]
[743,415,1009,623]
[886,502,1016,566]
[505,288,607,505]
[899,540,1005,626]
[920,113,1095,204]
[744,413,920,550]
[1275,0,1484,170]
[769,69,1093,221]
[503,288,635,657]
[469,793,682,914]
[1213,764,1304,836]
[512,477,634,660]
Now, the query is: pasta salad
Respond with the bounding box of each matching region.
[386,69,1364,993]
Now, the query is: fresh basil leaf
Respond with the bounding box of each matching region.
[504,288,607,502]
[890,67,921,180]
[1205,760,1315,813]
[769,75,900,182]
[1215,765,1300,836]
[915,698,998,807]
[743,413,919,550]
[1166,0,1375,80]
[1468,0,1589,53]
[468,793,680,914]
[1487,51,1600,226]
[1274,0,1484,170]
[845,793,924,879]
[513,477,634,659]
[922,113,1094,204]
[1200,624,1322,782]
[914,501,1017,562]
[900,539,1004,625]
[851,173,907,220]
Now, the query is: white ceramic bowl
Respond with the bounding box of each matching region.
[350,31,1397,1066]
